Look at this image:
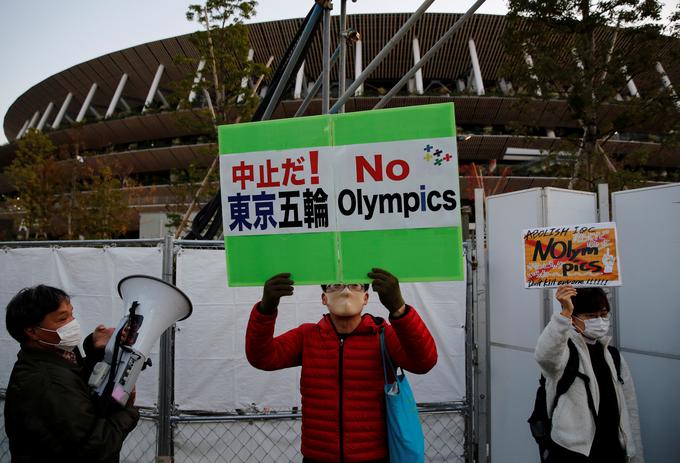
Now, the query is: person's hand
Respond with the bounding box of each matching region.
[556,285,577,318]
[260,273,294,314]
[602,248,615,274]
[119,322,130,344]
[92,325,115,349]
[126,387,136,408]
[367,268,405,315]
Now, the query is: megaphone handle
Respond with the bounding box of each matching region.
[104,301,139,402]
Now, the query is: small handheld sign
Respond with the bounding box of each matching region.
[522,222,622,289]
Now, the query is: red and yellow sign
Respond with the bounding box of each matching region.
[523,222,621,289]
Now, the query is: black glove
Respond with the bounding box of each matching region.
[367,268,405,314]
[260,273,294,314]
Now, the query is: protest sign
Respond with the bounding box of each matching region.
[219,103,463,286]
[523,222,622,288]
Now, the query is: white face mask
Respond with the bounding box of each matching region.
[578,316,610,340]
[38,318,82,351]
[323,287,367,318]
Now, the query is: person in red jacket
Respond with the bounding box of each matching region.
[246,267,438,463]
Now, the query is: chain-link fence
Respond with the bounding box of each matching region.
[0,238,476,462]
[2,396,465,463]
[174,414,301,463]
[2,393,466,463]
[121,411,158,463]
[0,392,156,463]
[169,404,466,463]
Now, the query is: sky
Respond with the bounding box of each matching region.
[0,0,675,145]
[0,0,512,145]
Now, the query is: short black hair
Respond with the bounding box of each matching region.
[5,285,69,344]
[572,287,610,316]
[320,284,370,292]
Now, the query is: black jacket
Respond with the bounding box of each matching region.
[4,337,139,463]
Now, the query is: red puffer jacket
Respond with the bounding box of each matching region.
[246,304,438,463]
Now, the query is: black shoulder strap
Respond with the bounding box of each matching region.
[550,339,578,413]
[607,345,624,384]
[550,339,597,419]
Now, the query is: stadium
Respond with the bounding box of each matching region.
[2,12,679,237]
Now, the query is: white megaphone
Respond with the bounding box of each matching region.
[88,275,192,406]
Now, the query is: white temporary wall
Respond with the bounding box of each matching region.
[612,183,680,463]
[0,246,163,407]
[174,247,467,411]
[487,187,597,463]
[0,243,466,414]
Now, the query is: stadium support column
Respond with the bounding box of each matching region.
[524,52,542,97]
[354,39,363,96]
[295,46,341,117]
[119,97,131,112]
[294,61,306,99]
[237,49,254,103]
[15,120,30,140]
[76,83,98,123]
[498,78,512,95]
[142,64,165,113]
[106,73,128,118]
[156,90,170,109]
[622,66,640,98]
[36,102,54,131]
[656,61,680,110]
[52,92,73,129]
[412,37,424,95]
[468,38,485,96]
[187,59,207,106]
[27,111,40,130]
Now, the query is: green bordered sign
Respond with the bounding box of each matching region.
[218,103,463,286]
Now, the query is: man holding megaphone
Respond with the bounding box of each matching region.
[4,284,139,463]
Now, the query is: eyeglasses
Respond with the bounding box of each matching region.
[576,310,610,320]
[324,284,366,293]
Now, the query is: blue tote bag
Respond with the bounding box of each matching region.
[380,328,425,463]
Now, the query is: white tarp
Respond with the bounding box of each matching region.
[0,246,163,407]
[175,247,466,411]
[613,183,680,463]
[487,188,598,463]
[0,244,466,413]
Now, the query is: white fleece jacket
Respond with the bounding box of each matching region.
[534,313,644,462]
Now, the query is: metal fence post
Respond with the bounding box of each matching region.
[464,241,476,462]
[158,235,176,461]
[473,188,490,462]
[597,184,620,347]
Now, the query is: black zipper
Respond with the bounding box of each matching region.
[338,337,344,463]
